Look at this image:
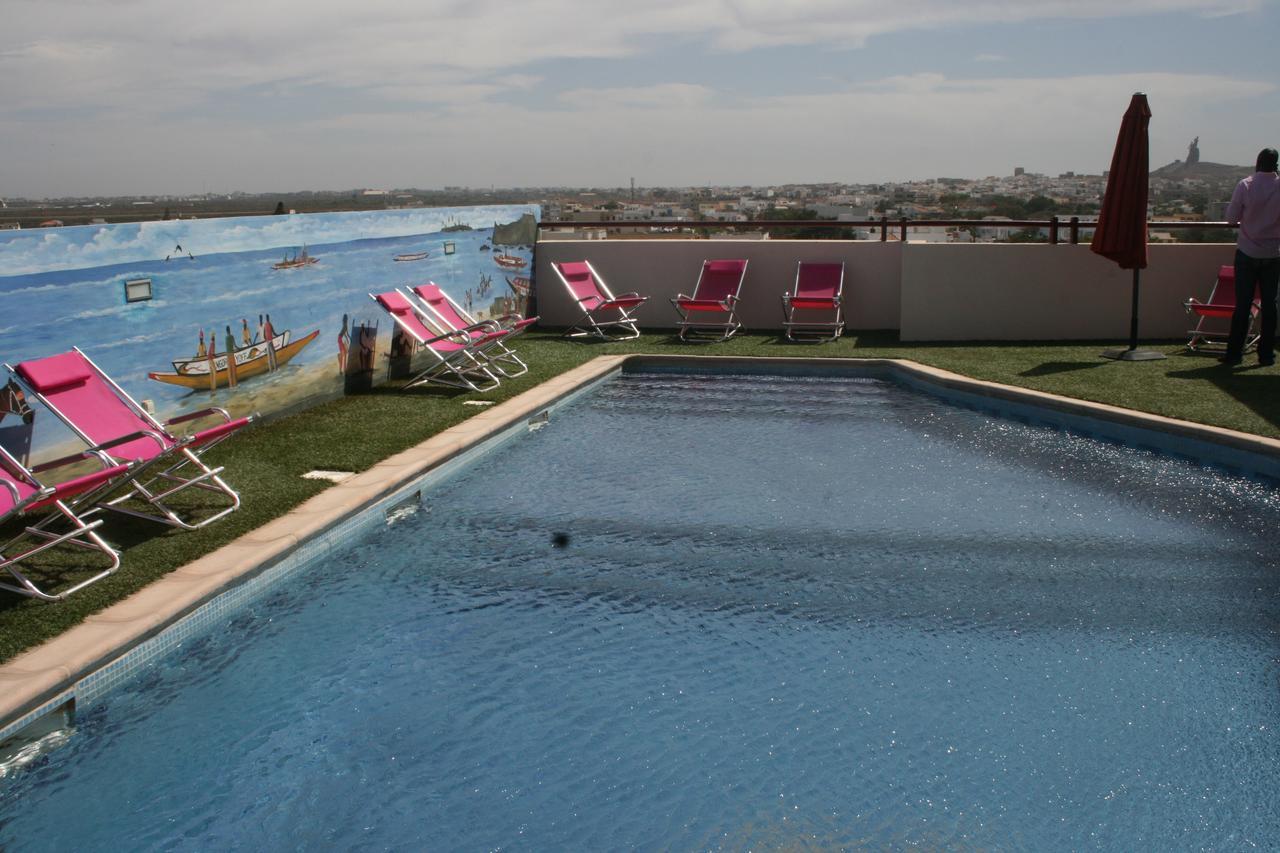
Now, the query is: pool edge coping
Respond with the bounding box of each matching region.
[3,351,1278,736]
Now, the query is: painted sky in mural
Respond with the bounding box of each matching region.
[0,205,537,457]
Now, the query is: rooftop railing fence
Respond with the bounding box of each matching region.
[539,218,1235,244]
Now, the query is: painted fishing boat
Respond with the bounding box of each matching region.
[148,329,320,390]
[493,253,527,269]
[272,246,318,270]
[393,251,430,262]
[505,275,530,296]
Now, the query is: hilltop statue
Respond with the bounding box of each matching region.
[1187,136,1200,165]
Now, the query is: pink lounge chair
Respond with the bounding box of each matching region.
[370,291,507,392]
[1184,265,1260,353]
[408,282,534,378]
[0,443,132,600]
[671,259,748,342]
[781,262,846,342]
[9,348,252,530]
[551,261,647,341]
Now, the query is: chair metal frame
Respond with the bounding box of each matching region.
[552,260,648,341]
[370,291,506,392]
[781,261,846,343]
[408,283,533,378]
[0,442,132,601]
[8,348,251,531]
[671,259,749,343]
[1184,265,1260,353]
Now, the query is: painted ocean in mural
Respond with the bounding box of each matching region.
[0,205,537,459]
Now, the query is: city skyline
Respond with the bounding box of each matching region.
[3,1,1278,198]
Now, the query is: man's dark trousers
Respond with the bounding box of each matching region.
[1226,250,1280,363]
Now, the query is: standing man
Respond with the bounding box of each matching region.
[1223,148,1280,366]
[262,314,278,371]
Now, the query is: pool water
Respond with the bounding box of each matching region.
[3,372,1279,849]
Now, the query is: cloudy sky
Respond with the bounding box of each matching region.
[3,0,1277,197]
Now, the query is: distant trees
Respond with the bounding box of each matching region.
[756,207,855,239]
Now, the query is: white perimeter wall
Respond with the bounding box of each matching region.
[534,240,1236,341]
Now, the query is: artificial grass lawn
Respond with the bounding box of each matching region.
[2,330,1277,664]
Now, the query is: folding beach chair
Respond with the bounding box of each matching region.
[551,260,647,341]
[0,444,132,600]
[1184,265,1260,353]
[9,348,252,530]
[370,291,507,392]
[408,282,534,378]
[781,262,846,342]
[671,259,749,343]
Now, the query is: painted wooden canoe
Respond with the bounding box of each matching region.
[148,329,320,390]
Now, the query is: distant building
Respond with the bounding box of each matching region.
[1013,167,1025,177]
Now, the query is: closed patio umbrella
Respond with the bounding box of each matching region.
[1092,92,1164,360]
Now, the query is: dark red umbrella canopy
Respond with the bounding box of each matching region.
[1090,93,1151,270]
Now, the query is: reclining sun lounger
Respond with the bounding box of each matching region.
[0,443,132,600]
[671,259,748,342]
[781,261,845,342]
[370,291,507,392]
[551,261,647,341]
[8,348,252,530]
[1184,265,1260,353]
[408,282,534,378]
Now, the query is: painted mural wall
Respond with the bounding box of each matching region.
[0,205,538,461]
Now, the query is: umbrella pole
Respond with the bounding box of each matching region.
[1102,267,1166,361]
[1128,268,1140,351]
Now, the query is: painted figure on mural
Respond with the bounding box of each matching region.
[196,328,206,358]
[263,314,278,371]
[224,326,238,388]
[359,322,376,371]
[242,318,252,347]
[205,330,217,392]
[337,314,350,373]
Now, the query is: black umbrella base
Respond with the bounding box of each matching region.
[1101,347,1167,361]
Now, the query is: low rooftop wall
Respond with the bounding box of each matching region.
[534,240,1237,341]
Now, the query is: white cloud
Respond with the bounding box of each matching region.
[558,83,713,110]
[0,0,1273,194]
[0,1,1261,113]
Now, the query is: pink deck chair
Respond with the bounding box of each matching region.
[409,282,534,378]
[671,259,749,342]
[9,348,252,531]
[370,291,507,392]
[781,262,846,342]
[551,261,647,341]
[1184,265,1260,353]
[0,443,132,601]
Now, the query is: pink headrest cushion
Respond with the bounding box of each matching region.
[18,351,92,394]
[704,259,746,274]
[377,293,413,315]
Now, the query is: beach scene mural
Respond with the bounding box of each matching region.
[0,205,538,461]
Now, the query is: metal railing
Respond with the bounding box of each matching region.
[539,217,1235,244]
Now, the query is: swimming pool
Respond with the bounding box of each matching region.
[2,368,1279,849]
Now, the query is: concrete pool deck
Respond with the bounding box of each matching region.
[4,353,1280,737]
